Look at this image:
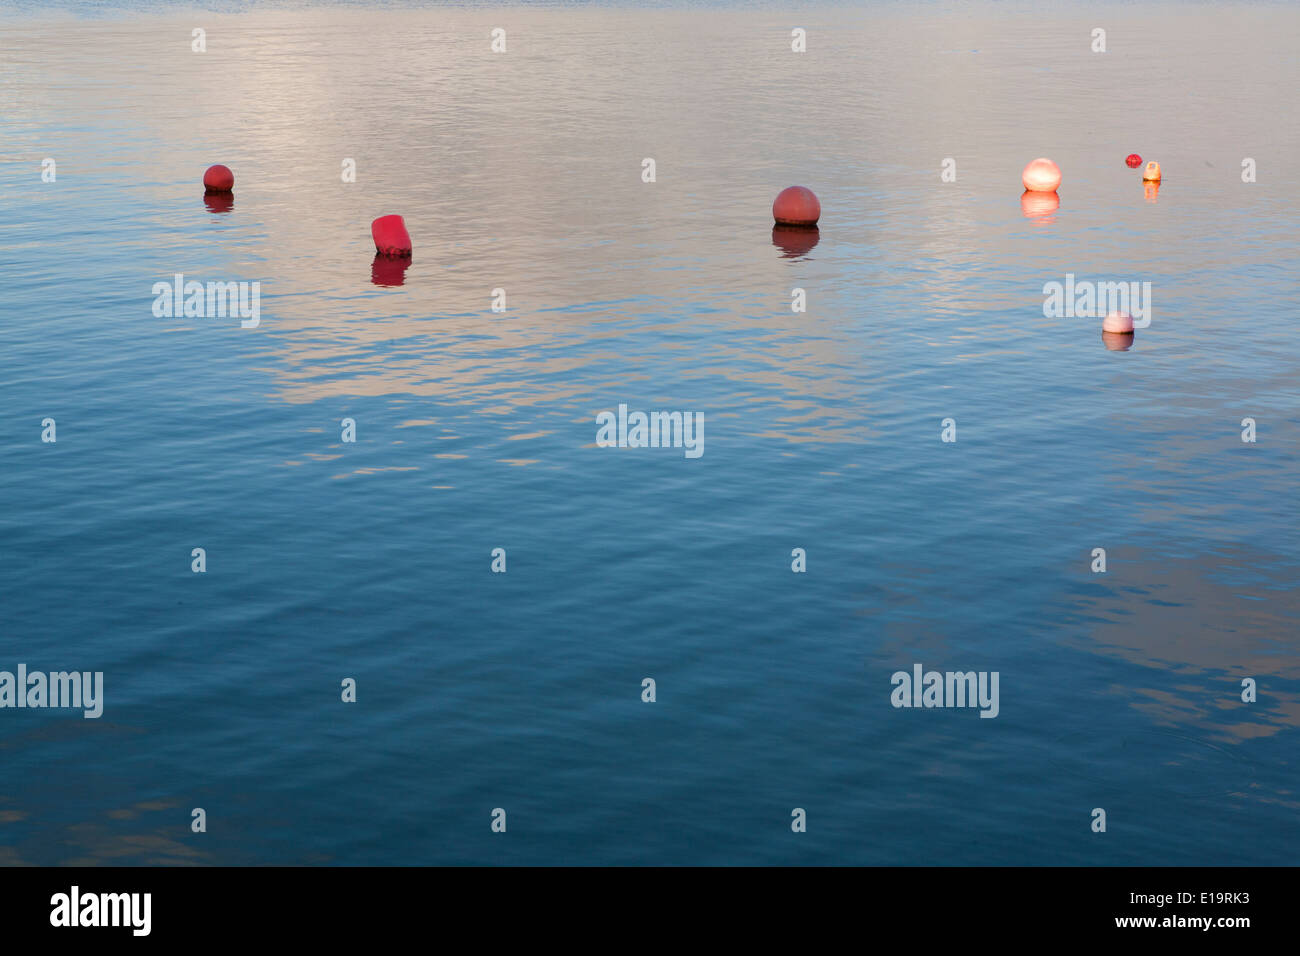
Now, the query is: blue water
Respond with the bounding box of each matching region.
[1,1,1297,865]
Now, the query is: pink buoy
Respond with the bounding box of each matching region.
[1102,311,1135,333]
[772,186,821,227]
[1021,158,1061,193]
[203,164,234,193]
[371,215,412,256]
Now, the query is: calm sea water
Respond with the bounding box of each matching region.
[1,1,1297,866]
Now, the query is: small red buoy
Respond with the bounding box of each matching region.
[203,164,234,193]
[371,215,412,256]
[1125,153,1142,168]
[772,186,820,227]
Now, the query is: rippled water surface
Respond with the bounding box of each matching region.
[1,1,1297,865]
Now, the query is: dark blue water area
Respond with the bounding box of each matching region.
[3,261,1295,864]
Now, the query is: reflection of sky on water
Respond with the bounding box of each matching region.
[1064,544,1300,738]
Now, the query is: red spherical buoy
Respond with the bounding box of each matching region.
[203,164,234,193]
[371,215,412,257]
[772,186,820,227]
[1125,153,1143,168]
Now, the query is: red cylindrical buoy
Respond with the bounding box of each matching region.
[772,186,820,227]
[203,164,234,193]
[1125,153,1143,168]
[371,215,412,256]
